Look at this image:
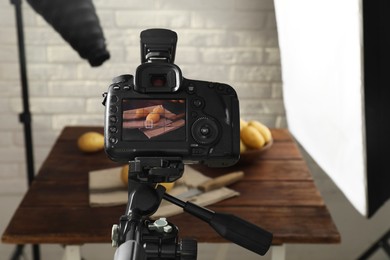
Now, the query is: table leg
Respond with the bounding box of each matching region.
[62,245,81,260]
[271,245,286,260]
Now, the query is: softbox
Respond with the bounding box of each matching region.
[274,0,390,217]
[27,0,110,66]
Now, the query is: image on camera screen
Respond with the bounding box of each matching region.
[122,99,186,141]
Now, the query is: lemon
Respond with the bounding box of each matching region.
[77,132,104,153]
[240,118,248,131]
[121,165,129,186]
[240,139,247,153]
[158,182,175,192]
[241,125,265,149]
[248,120,272,143]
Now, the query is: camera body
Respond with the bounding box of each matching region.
[104,29,240,167]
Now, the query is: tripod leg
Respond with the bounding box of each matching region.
[10,245,24,260]
[33,245,40,260]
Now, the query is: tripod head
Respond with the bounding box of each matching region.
[112,157,272,260]
[112,157,197,260]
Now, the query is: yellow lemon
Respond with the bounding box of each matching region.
[121,165,129,186]
[158,182,175,192]
[240,139,247,153]
[240,118,248,131]
[77,132,104,153]
[241,125,265,149]
[248,120,272,143]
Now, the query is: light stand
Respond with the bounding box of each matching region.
[9,0,40,259]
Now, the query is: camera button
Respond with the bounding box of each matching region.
[109,116,117,123]
[191,117,219,145]
[113,84,120,91]
[200,126,210,136]
[109,137,118,144]
[109,105,118,113]
[217,84,225,91]
[187,84,196,94]
[109,126,118,133]
[192,147,206,155]
[123,85,131,91]
[192,99,203,108]
[191,111,198,118]
[111,95,119,103]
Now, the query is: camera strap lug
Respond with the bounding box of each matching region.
[102,92,107,106]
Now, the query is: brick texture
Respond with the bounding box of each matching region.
[0,0,284,192]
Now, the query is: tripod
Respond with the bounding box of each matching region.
[112,157,273,260]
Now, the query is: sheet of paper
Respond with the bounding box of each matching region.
[89,166,239,217]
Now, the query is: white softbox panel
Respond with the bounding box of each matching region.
[273,0,367,215]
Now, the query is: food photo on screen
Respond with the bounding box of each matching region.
[122,99,185,141]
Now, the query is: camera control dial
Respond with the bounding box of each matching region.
[191,117,219,145]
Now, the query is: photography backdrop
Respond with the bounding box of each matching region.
[0,0,284,193]
[274,0,390,217]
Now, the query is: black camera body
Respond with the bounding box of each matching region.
[104,29,240,167]
[105,30,272,260]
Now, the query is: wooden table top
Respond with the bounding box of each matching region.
[2,127,340,245]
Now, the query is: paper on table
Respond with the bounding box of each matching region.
[89,167,127,207]
[88,166,239,218]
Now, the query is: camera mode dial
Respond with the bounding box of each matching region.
[191,117,219,145]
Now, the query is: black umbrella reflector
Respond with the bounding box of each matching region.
[27,0,110,66]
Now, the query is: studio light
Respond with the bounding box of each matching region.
[27,0,110,66]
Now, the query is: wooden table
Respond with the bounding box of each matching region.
[2,126,340,259]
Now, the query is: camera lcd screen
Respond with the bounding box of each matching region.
[122,99,186,141]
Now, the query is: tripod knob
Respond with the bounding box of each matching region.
[111,224,120,247]
[148,218,173,233]
[179,239,197,260]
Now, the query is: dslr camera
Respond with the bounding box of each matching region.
[104,29,240,167]
[103,30,272,260]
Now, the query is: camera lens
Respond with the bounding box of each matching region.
[191,117,219,145]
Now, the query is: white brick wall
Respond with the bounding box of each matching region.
[0,0,285,193]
